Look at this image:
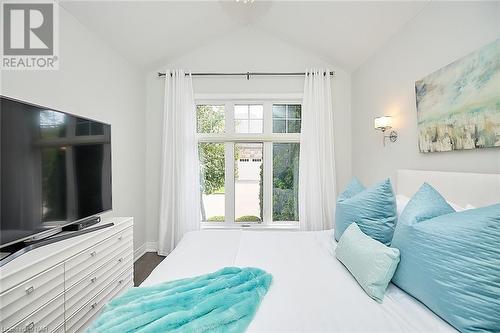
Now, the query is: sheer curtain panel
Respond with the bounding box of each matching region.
[299,69,337,231]
[158,70,201,255]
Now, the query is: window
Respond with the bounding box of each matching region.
[273,143,299,221]
[39,110,66,138]
[76,119,104,136]
[273,104,301,133]
[197,105,225,134]
[199,142,225,222]
[197,101,301,227]
[234,104,263,133]
[235,142,263,222]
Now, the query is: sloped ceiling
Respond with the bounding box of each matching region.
[61,1,429,71]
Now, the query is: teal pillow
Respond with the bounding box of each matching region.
[336,223,400,303]
[334,178,397,245]
[391,183,500,333]
[338,177,365,201]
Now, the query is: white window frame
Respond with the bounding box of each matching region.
[196,94,302,230]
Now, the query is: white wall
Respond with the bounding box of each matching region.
[1,6,147,251]
[145,27,351,244]
[352,1,500,187]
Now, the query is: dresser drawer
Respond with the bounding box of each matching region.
[0,263,64,330]
[65,227,132,287]
[65,249,133,318]
[3,293,64,333]
[66,268,133,333]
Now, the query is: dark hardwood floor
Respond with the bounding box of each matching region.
[134,252,166,286]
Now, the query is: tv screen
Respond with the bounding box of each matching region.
[0,97,112,248]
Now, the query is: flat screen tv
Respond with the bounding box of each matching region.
[0,96,112,248]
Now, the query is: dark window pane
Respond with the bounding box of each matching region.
[41,147,67,222]
[74,145,104,217]
[273,104,301,133]
[272,105,286,118]
[287,120,301,133]
[90,123,104,135]
[273,143,299,221]
[75,119,104,136]
[288,105,301,119]
[273,119,286,133]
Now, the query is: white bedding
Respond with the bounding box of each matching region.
[142,229,455,332]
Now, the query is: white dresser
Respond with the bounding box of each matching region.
[0,217,134,333]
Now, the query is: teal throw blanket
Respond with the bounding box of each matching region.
[86,267,273,333]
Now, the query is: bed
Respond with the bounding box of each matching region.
[142,170,500,332]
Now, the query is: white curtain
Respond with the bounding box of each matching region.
[158,69,200,255]
[299,69,337,231]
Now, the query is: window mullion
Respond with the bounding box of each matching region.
[263,141,273,225]
[285,104,288,133]
[263,101,272,135]
[198,134,300,142]
[225,101,234,135]
[225,142,235,225]
[263,101,273,225]
[225,101,235,225]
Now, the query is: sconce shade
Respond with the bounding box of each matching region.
[374,116,392,131]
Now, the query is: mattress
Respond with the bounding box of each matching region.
[142,229,455,332]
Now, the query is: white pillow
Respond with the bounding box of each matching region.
[397,195,474,216]
[447,201,465,212]
[396,195,410,219]
[447,202,475,211]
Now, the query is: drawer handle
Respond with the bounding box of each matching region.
[90,251,97,257]
[118,257,124,263]
[25,286,35,294]
[90,302,98,310]
[118,279,124,285]
[91,277,98,283]
[118,235,123,240]
[26,322,35,331]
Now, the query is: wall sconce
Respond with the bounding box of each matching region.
[374,116,398,146]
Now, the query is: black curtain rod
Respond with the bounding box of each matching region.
[157,71,335,80]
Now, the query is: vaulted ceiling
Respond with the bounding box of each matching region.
[61,1,429,71]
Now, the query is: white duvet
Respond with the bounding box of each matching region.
[142,229,455,332]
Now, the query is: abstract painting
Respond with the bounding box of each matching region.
[415,38,500,153]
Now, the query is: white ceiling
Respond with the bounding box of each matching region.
[60,1,429,71]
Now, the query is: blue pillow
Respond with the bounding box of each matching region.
[338,177,365,201]
[335,178,397,245]
[336,223,400,303]
[391,183,500,333]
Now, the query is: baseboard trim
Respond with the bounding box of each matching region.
[134,243,146,261]
[134,241,159,261]
[145,241,158,252]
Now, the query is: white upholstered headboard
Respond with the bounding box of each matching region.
[397,169,500,208]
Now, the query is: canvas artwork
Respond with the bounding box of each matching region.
[415,38,500,153]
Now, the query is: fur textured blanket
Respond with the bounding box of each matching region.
[86,267,273,333]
